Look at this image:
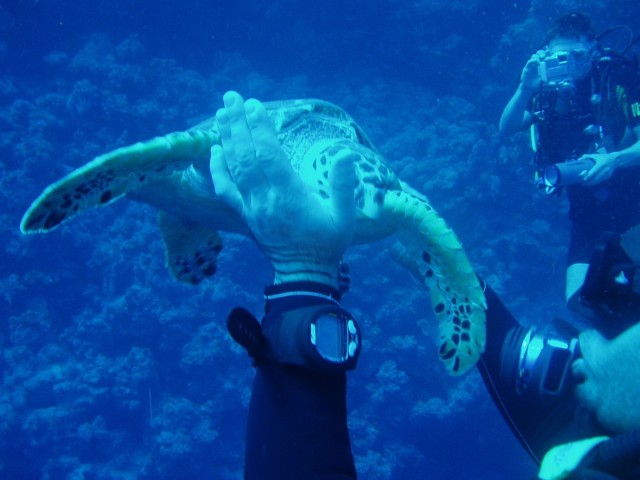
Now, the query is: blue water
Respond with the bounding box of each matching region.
[2,1,639,478]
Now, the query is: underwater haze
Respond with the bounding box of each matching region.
[2,0,639,479]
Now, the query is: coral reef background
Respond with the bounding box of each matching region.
[2,1,638,478]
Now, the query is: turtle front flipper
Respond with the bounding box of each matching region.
[384,189,486,375]
[20,129,219,234]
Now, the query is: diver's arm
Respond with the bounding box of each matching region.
[612,126,640,168]
[499,85,535,135]
[582,127,640,184]
[477,282,583,463]
[499,55,541,135]
[572,322,640,433]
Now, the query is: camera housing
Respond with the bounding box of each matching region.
[500,326,580,401]
[538,49,591,85]
[539,51,574,84]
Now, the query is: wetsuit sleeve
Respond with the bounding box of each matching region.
[245,364,356,480]
[243,291,357,480]
[477,284,586,463]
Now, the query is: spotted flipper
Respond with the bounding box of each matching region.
[158,211,223,285]
[20,97,485,375]
[385,189,486,375]
[20,129,218,234]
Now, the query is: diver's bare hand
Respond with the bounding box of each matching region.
[209,91,357,286]
[519,52,543,92]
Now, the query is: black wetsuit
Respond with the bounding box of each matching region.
[241,284,357,480]
[531,57,640,265]
[478,283,640,479]
[237,271,640,480]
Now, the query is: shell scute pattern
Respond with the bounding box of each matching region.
[300,136,400,218]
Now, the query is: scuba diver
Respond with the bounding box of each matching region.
[499,12,640,319]
[497,13,640,478]
[211,89,640,480]
[478,226,640,479]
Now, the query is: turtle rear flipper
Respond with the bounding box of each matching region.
[385,189,486,375]
[158,211,223,285]
[20,129,218,234]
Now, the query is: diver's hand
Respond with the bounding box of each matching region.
[519,52,543,92]
[578,152,618,185]
[499,53,542,134]
[210,91,357,286]
[572,326,640,433]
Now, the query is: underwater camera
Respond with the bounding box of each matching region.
[539,51,573,84]
[542,158,595,188]
[538,50,587,85]
[500,326,580,400]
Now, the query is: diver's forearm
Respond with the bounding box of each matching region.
[612,138,640,169]
[499,85,533,135]
[272,261,340,288]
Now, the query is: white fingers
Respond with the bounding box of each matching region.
[328,149,357,236]
[210,143,243,214]
[223,90,254,170]
[216,91,268,199]
[244,97,296,185]
[216,91,298,200]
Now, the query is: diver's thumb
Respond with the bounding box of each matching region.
[328,150,357,229]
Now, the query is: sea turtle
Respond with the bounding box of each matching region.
[20,98,486,375]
